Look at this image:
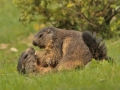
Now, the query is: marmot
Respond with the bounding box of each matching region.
[17,43,58,74]
[33,27,108,71]
[17,47,38,74]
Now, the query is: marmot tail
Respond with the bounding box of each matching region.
[82,31,107,60]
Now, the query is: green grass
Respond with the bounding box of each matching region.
[0,0,120,90]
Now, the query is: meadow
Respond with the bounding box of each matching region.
[0,1,120,90]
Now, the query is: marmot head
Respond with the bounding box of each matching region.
[17,47,38,74]
[33,27,55,49]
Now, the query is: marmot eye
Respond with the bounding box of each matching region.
[24,54,28,59]
[39,34,43,38]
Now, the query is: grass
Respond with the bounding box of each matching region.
[0,0,120,90]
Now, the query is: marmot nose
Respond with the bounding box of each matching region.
[32,41,37,46]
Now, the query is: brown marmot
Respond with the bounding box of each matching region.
[17,47,38,74]
[17,45,57,74]
[33,27,107,71]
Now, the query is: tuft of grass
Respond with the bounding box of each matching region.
[0,0,120,90]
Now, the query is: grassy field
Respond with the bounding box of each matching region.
[0,1,120,90]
